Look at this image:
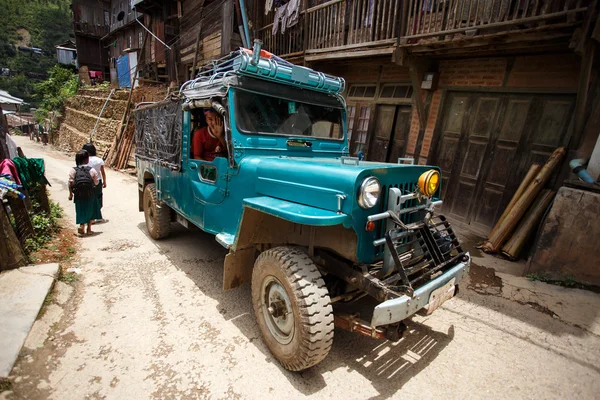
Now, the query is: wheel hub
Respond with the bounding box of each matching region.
[261,276,294,344]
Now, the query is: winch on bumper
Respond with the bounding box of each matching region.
[366,187,471,327]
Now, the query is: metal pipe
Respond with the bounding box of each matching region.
[569,158,595,183]
[135,16,171,50]
[251,39,262,65]
[90,89,115,142]
[239,0,252,48]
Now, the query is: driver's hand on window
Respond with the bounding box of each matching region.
[213,117,224,138]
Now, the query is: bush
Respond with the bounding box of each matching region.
[34,65,79,123]
[24,186,63,254]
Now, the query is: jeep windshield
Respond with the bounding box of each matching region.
[235,90,343,140]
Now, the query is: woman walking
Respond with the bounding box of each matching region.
[68,150,102,235]
[82,143,107,222]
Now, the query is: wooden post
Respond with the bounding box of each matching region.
[0,106,9,160]
[501,190,555,261]
[487,163,542,239]
[191,26,203,79]
[573,41,596,146]
[7,196,34,244]
[482,147,566,253]
[0,203,26,271]
[108,31,149,167]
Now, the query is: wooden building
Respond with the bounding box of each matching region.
[71,0,111,73]
[100,0,598,235]
[252,0,599,235]
[130,0,243,85]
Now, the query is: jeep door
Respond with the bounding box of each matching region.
[181,110,229,229]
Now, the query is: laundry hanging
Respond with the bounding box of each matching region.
[286,0,301,29]
[272,3,288,35]
[265,0,273,15]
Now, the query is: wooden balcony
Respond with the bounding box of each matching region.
[257,0,402,61]
[400,0,592,55]
[256,0,592,61]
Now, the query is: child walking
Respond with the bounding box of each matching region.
[82,143,107,222]
[68,150,102,235]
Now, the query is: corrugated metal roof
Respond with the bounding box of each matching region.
[0,90,24,105]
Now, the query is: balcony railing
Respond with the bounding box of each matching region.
[259,0,401,58]
[257,13,306,58]
[257,0,591,58]
[401,0,591,42]
[72,22,110,38]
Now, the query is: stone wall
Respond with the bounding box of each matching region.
[527,186,600,286]
[53,88,129,156]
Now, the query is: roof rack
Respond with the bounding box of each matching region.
[180,42,345,97]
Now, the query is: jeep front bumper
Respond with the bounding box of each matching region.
[370,253,470,326]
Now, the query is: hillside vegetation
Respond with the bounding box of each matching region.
[0,0,73,106]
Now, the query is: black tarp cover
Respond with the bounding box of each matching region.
[134,99,182,170]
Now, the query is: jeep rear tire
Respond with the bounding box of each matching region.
[143,183,171,240]
[251,247,334,371]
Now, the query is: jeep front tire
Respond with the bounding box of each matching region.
[143,183,171,240]
[251,246,334,371]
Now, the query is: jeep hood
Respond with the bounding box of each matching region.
[244,156,436,215]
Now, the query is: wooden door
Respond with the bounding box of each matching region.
[470,95,534,231]
[370,105,396,162]
[388,105,412,163]
[369,105,412,163]
[431,91,575,233]
[444,95,502,224]
[431,93,472,202]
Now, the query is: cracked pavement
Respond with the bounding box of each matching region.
[3,136,600,399]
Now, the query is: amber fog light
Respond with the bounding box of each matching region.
[418,170,440,197]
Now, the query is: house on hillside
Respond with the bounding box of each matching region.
[56,40,77,66]
[71,0,111,81]
[130,0,241,86]
[100,0,145,88]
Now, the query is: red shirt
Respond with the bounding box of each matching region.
[192,127,226,162]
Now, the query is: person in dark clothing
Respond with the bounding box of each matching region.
[82,143,107,223]
[68,150,101,235]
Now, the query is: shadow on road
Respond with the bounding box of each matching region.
[137,222,453,398]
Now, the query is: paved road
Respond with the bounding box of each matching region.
[5,136,600,400]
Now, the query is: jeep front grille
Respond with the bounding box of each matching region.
[374,182,419,258]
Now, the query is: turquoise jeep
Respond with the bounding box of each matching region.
[135,42,470,371]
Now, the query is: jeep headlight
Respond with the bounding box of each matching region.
[418,169,440,197]
[358,176,381,209]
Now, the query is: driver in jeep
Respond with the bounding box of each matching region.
[191,108,227,161]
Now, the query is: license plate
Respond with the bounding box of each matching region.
[426,278,456,315]
[176,213,189,229]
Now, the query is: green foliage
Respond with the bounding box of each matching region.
[24,186,63,254]
[34,65,79,121]
[59,272,78,284]
[525,273,596,291]
[0,0,73,106]
[0,0,71,50]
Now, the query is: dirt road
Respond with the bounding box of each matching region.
[5,136,600,399]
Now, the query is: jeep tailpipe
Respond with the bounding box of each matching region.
[251,39,263,66]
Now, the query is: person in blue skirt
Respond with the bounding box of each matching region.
[68,150,102,235]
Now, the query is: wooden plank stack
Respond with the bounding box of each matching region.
[482,146,565,260]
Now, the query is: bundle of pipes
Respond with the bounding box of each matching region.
[482,146,565,258]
